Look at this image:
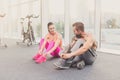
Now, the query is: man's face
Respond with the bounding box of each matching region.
[73,26,81,35]
[48,24,56,34]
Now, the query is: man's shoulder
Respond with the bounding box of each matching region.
[85,32,95,42]
[86,32,93,36]
[85,32,94,39]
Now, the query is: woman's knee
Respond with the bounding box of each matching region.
[39,38,45,48]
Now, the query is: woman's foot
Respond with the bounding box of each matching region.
[33,53,41,60]
[35,55,46,64]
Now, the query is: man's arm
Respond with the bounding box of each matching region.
[71,38,93,56]
[62,36,77,53]
[93,41,97,50]
[61,34,94,59]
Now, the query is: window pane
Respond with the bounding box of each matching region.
[32,0,42,41]
[101,0,120,50]
[4,0,42,42]
[70,0,95,40]
[9,0,18,5]
[48,0,65,38]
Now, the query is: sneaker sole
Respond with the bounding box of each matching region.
[53,63,70,70]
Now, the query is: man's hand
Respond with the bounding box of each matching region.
[61,53,73,59]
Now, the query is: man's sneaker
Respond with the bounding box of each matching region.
[54,59,72,70]
[76,60,85,70]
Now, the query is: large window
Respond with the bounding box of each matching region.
[48,0,65,38]
[0,1,8,38]
[4,0,42,41]
[69,0,95,40]
[31,0,42,41]
[101,0,120,50]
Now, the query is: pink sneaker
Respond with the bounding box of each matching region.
[33,53,41,60]
[35,55,46,64]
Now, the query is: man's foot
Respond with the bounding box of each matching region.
[76,60,85,70]
[54,59,72,70]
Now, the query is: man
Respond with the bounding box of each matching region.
[54,22,97,69]
[33,22,63,64]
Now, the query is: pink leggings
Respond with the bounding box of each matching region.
[39,39,61,57]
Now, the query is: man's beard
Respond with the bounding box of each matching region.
[76,34,82,38]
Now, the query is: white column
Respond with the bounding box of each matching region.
[41,0,49,37]
[17,0,22,39]
[94,0,101,48]
[64,0,70,43]
[7,1,12,38]
[0,1,4,38]
[28,1,33,14]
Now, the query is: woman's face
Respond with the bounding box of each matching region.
[48,24,56,34]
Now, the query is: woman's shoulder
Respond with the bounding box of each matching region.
[56,32,62,38]
[45,33,50,39]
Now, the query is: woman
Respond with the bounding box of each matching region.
[33,22,62,64]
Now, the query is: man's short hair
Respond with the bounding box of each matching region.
[47,22,54,29]
[72,22,84,32]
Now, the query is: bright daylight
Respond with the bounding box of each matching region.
[0,0,120,80]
